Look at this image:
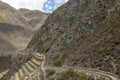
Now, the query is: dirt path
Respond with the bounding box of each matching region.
[0,54,119,80]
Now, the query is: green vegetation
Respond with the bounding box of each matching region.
[48,77,54,80]
[53,51,71,67]
[69,16,74,25]
[46,68,56,80]
[116,60,120,77]
[46,68,56,77]
[0,16,4,22]
[79,76,88,80]
[26,0,120,78]
[53,58,63,67]
[113,40,120,45]
[44,46,51,53]
[57,68,80,80]
[0,13,5,22]
[53,43,78,67]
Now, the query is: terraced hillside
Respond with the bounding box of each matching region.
[1,54,120,80]
[0,70,8,79]
[1,54,45,80]
[26,0,120,77]
[0,0,120,80]
[9,54,45,80]
[0,1,48,77]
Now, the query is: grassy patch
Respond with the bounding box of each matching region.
[53,58,63,67]
[53,44,78,67]
[46,68,56,77]
[44,46,51,53]
[57,68,79,80]
[80,76,88,80]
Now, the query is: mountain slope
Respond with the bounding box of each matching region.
[0,22,32,51]
[0,38,16,54]
[26,0,120,77]
[0,1,49,77]
[0,1,33,54]
[0,1,33,30]
[19,8,48,30]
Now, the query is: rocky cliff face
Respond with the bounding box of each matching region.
[19,9,48,30]
[27,0,120,77]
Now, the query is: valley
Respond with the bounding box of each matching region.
[0,0,120,80]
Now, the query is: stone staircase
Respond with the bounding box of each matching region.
[9,54,45,80]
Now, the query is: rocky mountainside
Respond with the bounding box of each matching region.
[26,0,120,77]
[19,8,48,30]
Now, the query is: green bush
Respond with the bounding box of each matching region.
[57,68,79,80]
[46,68,56,77]
[80,76,88,80]
[53,59,63,67]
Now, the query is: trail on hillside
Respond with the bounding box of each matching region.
[0,54,119,80]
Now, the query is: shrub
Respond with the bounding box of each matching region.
[53,59,63,67]
[80,76,88,80]
[57,68,79,80]
[46,68,56,77]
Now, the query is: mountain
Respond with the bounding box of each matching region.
[0,38,16,54]
[0,1,32,55]
[0,1,48,55]
[0,22,32,52]
[19,8,48,30]
[0,1,49,77]
[26,0,120,77]
[0,1,32,30]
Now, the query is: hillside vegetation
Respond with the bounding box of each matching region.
[27,0,120,77]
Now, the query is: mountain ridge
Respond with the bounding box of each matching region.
[19,8,48,30]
